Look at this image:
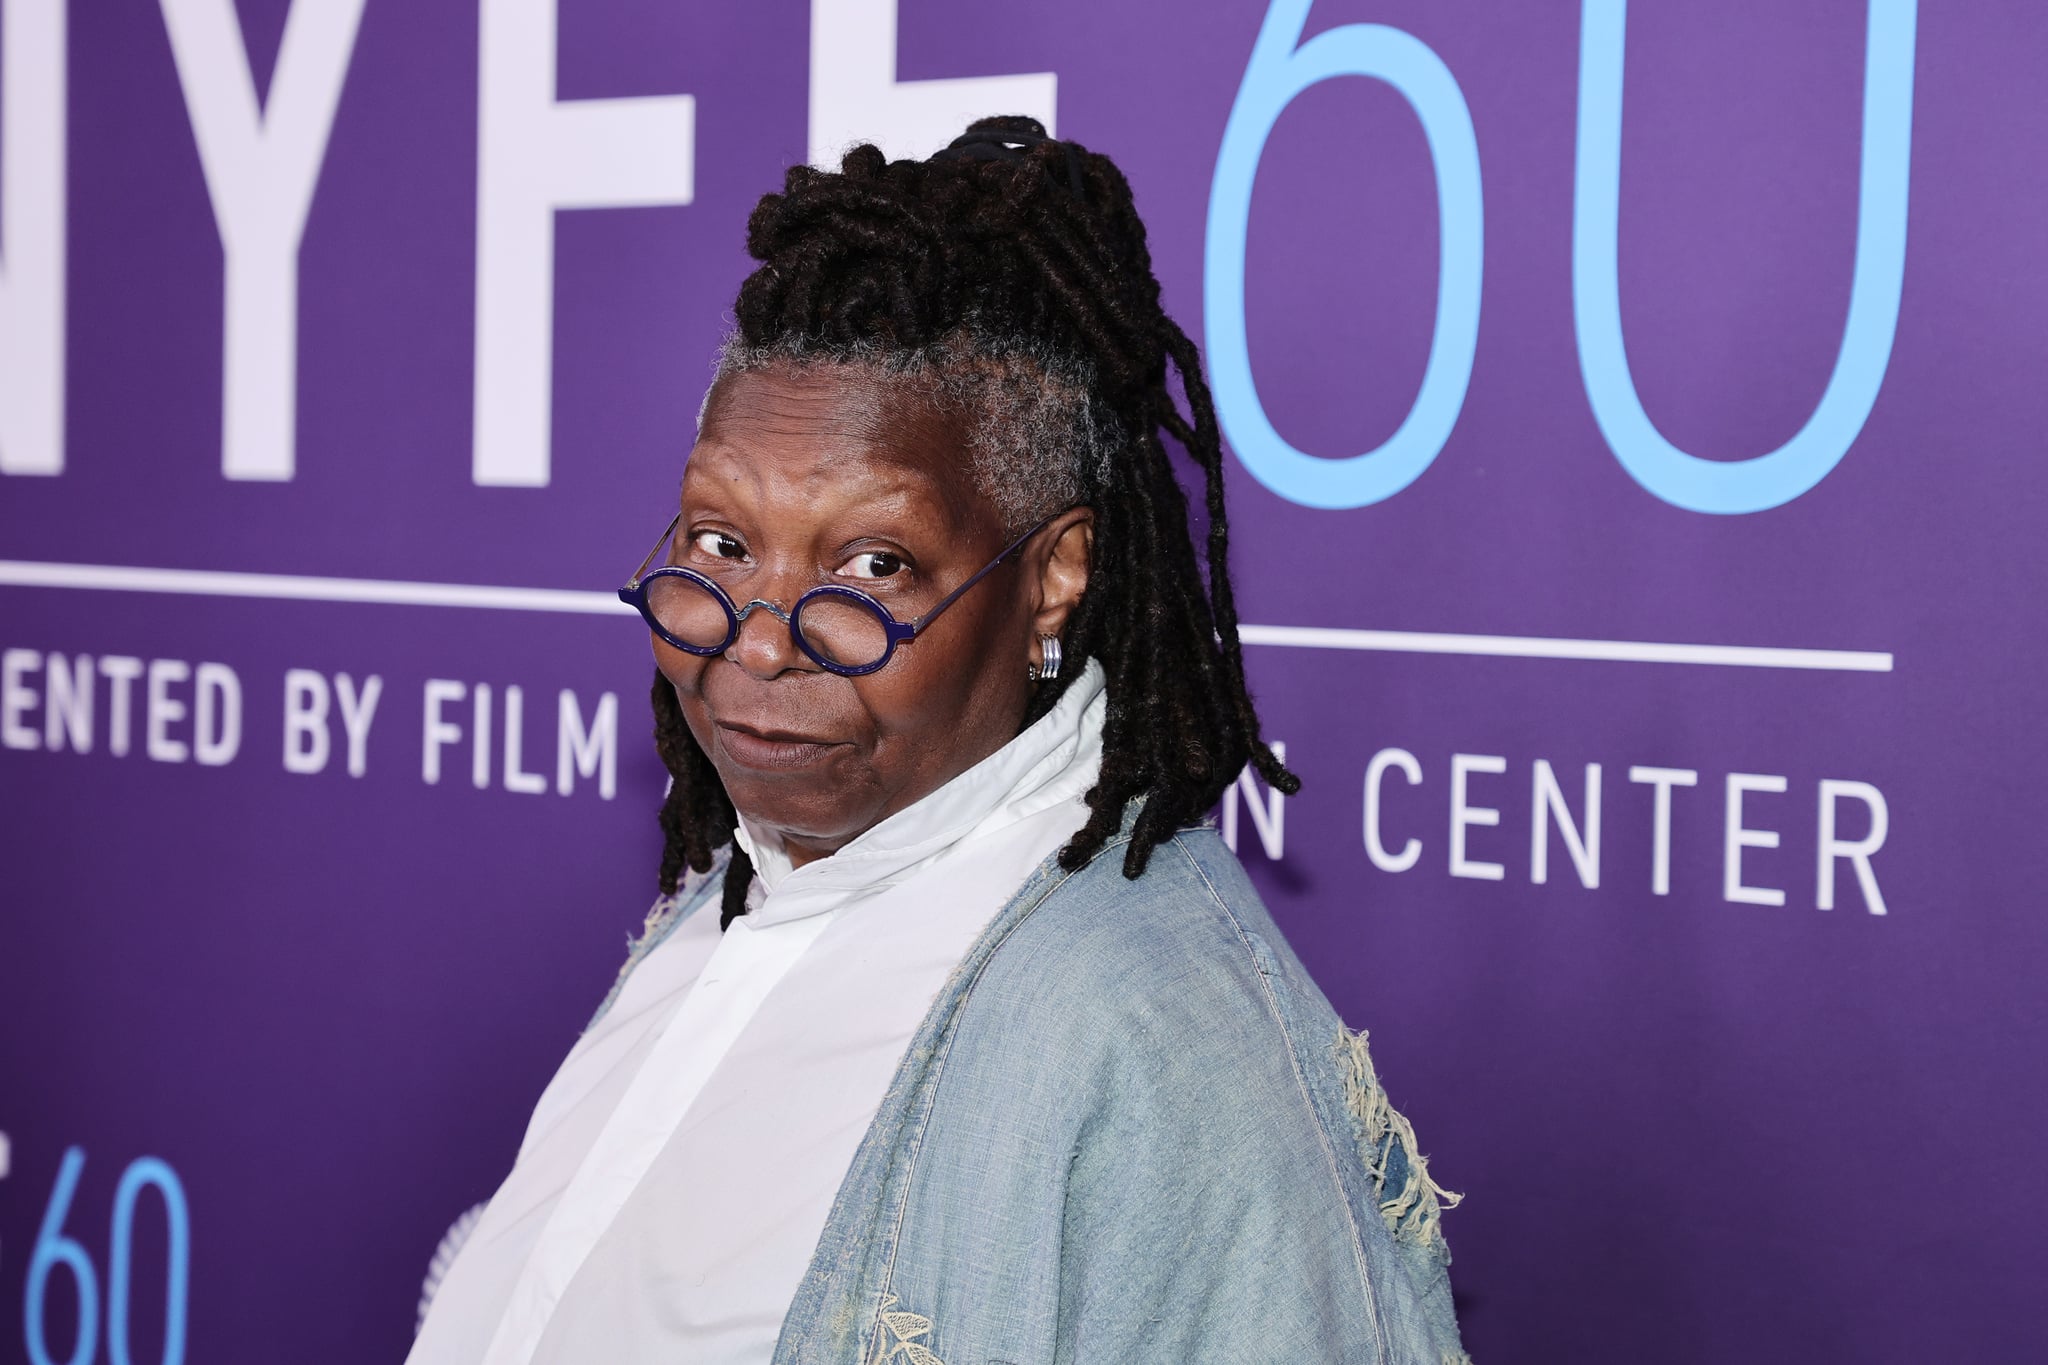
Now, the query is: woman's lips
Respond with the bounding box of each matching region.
[713,719,845,771]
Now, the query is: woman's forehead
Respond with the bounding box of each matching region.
[687,366,990,522]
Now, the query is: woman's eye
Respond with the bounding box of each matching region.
[841,550,905,580]
[689,530,747,560]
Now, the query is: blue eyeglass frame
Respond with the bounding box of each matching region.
[617,511,1060,677]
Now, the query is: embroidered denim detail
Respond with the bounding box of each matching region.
[1339,1025,1463,1253]
[866,1294,944,1365]
[585,852,726,1029]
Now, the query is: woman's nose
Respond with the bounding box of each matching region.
[724,593,813,677]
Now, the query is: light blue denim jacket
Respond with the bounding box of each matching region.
[601,811,1468,1364]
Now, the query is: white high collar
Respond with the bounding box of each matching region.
[732,659,1107,928]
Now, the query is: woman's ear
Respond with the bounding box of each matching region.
[1031,507,1094,639]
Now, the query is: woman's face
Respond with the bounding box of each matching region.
[656,364,1092,867]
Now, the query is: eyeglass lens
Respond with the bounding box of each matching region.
[645,575,737,650]
[794,594,893,668]
[646,575,895,670]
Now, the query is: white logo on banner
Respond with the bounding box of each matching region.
[473,0,697,488]
[0,2,66,477]
[161,0,368,482]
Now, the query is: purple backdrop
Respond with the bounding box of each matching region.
[3,2,2043,1362]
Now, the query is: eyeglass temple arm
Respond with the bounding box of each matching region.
[906,515,1057,636]
[624,513,684,589]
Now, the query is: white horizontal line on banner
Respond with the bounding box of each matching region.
[1236,624,1892,672]
[0,558,634,615]
[0,559,1892,672]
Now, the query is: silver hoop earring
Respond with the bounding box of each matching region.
[1028,633,1063,682]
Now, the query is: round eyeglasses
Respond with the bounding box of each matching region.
[618,513,1059,677]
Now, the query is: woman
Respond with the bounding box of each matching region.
[411,118,1466,1365]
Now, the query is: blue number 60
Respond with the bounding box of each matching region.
[1205,0,1483,510]
[24,1148,189,1365]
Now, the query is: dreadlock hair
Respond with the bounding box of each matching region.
[652,115,1298,928]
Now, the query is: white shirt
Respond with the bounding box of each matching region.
[409,662,1107,1365]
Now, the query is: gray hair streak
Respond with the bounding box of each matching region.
[702,326,1121,534]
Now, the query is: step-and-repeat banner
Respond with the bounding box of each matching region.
[3,2,2039,1361]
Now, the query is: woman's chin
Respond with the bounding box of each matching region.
[715,767,871,854]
